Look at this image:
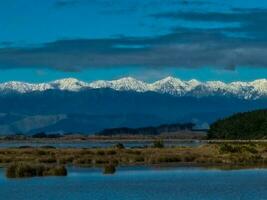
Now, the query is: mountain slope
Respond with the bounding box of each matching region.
[0,88,266,134]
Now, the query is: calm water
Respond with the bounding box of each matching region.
[0,140,205,148]
[0,167,267,200]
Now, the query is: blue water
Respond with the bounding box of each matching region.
[0,140,204,148]
[0,167,267,200]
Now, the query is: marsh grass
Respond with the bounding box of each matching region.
[6,163,67,178]
[103,164,116,174]
[1,143,267,177]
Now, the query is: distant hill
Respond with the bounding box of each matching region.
[97,123,195,136]
[0,88,266,135]
[208,109,267,139]
[0,87,267,134]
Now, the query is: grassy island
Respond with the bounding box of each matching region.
[2,141,267,178]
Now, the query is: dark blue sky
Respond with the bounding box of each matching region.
[1,0,267,82]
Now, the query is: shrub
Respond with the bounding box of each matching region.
[157,156,181,163]
[125,150,141,155]
[219,144,241,153]
[47,166,67,176]
[103,164,116,174]
[59,156,74,164]
[73,158,92,165]
[96,150,105,156]
[134,156,145,162]
[38,157,57,164]
[153,140,164,148]
[6,163,41,178]
[6,164,18,178]
[219,144,258,154]
[6,163,67,178]
[18,146,33,149]
[114,143,125,149]
[182,154,197,162]
[40,146,56,149]
[94,158,109,165]
[106,150,117,155]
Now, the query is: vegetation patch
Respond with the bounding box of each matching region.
[103,164,116,174]
[1,142,267,176]
[6,163,67,178]
[208,109,267,139]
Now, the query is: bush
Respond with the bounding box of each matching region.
[219,144,258,154]
[94,159,109,165]
[59,156,74,164]
[153,140,164,148]
[106,150,117,155]
[157,156,181,163]
[73,158,92,165]
[114,143,125,149]
[182,154,197,162]
[96,150,105,156]
[103,164,116,174]
[219,144,240,153]
[38,157,57,164]
[134,156,145,162]
[18,146,33,149]
[6,163,67,178]
[47,166,67,176]
[40,146,56,149]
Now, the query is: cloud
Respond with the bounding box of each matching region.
[54,0,78,8]
[0,31,267,71]
[0,42,13,47]
[1,6,267,72]
[151,8,267,40]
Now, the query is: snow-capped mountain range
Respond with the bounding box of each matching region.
[1,77,267,100]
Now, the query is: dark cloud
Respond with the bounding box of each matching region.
[54,0,213,13]
[151,8,267,40]
[0,30,267,71]
[54,0,78,8]
[0,42,13,47]
[179,0,214,6]
[1,4,267,71]
[151,8,267,21]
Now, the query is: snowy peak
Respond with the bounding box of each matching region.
[50,78,89,91]
[0,77,267,100]
[0,81,52,93]
[89,77,148,92]
[151,77,186,95]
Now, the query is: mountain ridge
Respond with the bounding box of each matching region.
[0,87,266,134]
[1,77,267,100]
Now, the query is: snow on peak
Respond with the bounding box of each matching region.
[50,78,89,91]
[150,76,186,95]
[0,77,267,99]
[0,81,52,93]
[90,76,148,92]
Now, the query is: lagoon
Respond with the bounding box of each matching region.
[0,167,267,200]
[0,140,205,148]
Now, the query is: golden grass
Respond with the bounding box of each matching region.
[1,143,267,170]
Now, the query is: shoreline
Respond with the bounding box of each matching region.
[2,137,267,144]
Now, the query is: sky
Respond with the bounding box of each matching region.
[0,0,267,83]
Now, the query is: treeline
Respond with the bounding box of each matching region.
[2,133,64,140]
[31,132,63,138]
[97,123,195,136]
[208,109,267,139]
